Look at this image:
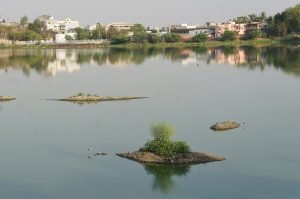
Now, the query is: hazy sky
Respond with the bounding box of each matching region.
[0,0,299,26]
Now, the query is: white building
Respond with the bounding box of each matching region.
[189,28,215,37]
[37,15,80,32]
[46,18,79,32]
[106,22,134,31]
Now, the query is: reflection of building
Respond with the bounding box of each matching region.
[211,49,247,65]
[177,48,266,67]
[46,50,80,76]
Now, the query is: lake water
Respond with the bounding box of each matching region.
[0,46,299,199]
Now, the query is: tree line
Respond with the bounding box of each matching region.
[0,4,299,43]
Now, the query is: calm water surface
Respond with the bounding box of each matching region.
[0,46,299,199]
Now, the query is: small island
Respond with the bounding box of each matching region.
[55,93,147,103]
[210,121,240,131]
[0,96,16,101]
[117,122,225,164]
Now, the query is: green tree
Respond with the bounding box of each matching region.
[161,33,181,43]
[248,14,260,22]
[267,4,300,36]
[106,26,119,39]
[130,24,146,34]
[75,27,91,40]
[246,30,263,39]
[140,122,190,157]
[260,11,267,22]
[191,33,208,43]
[8,30,42,41]
[97,25,106,39]
[20,15,29,28]
[111,33,130,44]
[234,16,249,24]
[65,35,73,40]
[132,32,149,43]
[28,19,46,34]
[91,29,101,39]
[148,34,161,44]
[222,31,238,41]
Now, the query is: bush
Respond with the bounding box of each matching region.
[172,141,190,154]
[131,32,149,43]
[65,35,73,40]
[148,34,161,44]
[111,34,130,44]
[141,139,190,157]
[222,31,238,41]
[191,33,208,43]
[8,30,42,41]
[140,122,191,156]
[246,30,263,40]
[161,33,181,43]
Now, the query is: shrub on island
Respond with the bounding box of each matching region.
[139,122,190,157]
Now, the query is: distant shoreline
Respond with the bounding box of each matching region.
[0,37,299,49]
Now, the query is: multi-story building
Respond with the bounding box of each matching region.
[170,24,215,38]
[215,21,267,38]
[106,22,134,31]
[37,15,80,32]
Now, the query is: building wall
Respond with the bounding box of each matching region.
[215,21,266,38]
[46,18,80,32]
[189,29,215,37]
[106,23,134,31]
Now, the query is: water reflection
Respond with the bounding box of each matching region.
[144,164,191,194]
[0,46,299,77]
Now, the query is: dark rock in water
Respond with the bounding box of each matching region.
[116,152,225,164]
[210,121,240,131]
[0,96,16,101]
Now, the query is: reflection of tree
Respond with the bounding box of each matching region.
[1,46,300,77]
[163,48,189,61]
[265,46,300,77]
[144,164,190,194]
[0,49,56,76]
[207,46,300,77]
[220,46,239,56]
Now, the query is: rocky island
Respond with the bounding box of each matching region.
[55,93,147,103]
[117,151,225,164]
[0,96,16,101]
[210,121,240,131]
[118,122,225,164]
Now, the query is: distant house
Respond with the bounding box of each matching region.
[246,22,268,33]
[189,28,215,37]
[170,24,215,38]
[0,18,19,27]
[37,15,80,32]
[106,22,134,31]
[214,21,267,38]
[55,29,77,43]
[55,33,67,43]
